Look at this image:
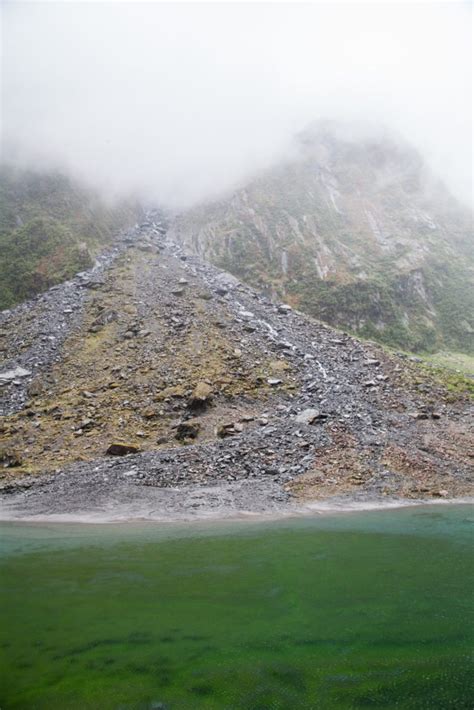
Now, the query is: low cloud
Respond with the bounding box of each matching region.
[2,1,472,208]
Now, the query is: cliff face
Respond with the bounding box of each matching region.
[171,123,473,353]
[0,166,141,310]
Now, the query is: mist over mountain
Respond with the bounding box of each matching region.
[2,1,472,208]
[170,121,473,353]
[2,0,472,353]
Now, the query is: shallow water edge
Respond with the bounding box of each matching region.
[0,493,472,525]
[1,503,473,709]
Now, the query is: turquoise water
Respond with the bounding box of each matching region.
[0,505,473,709]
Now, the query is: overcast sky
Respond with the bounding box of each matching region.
[1,1,472,208]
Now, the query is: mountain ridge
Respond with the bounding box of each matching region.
[170,122,473,354]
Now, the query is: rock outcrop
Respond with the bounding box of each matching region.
[170,121,473,354]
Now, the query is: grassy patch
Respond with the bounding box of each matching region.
[421,351,474,377]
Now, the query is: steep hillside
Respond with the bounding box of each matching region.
[0,166,141,309]
[1,214,472,520]
[170,122,473,354]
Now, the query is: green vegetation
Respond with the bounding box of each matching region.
[288,273,442,353]
[422,350,474,376]
[213,221,473,355]
[375,342,474,398]
[424,262,474,353]
[0,166,140,309]
[414,361,474,398]
[174,132,474,355]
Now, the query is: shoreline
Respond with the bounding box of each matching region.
[1,495,472,526]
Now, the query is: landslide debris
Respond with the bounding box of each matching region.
[1,225,300,475]
[0,211,472,518]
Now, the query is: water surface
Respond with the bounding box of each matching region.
[0,505,473,709]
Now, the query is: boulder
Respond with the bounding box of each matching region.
[0,448,23,468]
[27,378,44,397]
[295,408,321,425]
[217,422,243,438]
[215,272,240,290]
[409,411,429,420]
[89,310,119,332]
[188,382,213,409]
[79,418,95,431]
[0,366,31,384]
[238,311,255,320]
[141,406,158,419]
[270,360,290,372]
[106,442,140,456]
[175,420,201,440]
[136,242,154,252]
[295,408,327,424]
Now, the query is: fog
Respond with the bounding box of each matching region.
[2,1,472,208]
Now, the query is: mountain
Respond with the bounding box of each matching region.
[170,121,473,354]
[1,214,472,519]
[0,165,141,310]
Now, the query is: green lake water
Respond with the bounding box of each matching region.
[0,505,472,709]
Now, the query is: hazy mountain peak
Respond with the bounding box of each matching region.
[171,125,473,353]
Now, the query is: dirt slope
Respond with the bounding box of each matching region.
[0,213,472,519]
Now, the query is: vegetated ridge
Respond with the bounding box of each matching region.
[170,121,473,354]
[0,165,141,309]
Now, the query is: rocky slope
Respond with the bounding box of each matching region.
[0,212,472,520]
[0,165,140,309]
[170,121,473,354]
